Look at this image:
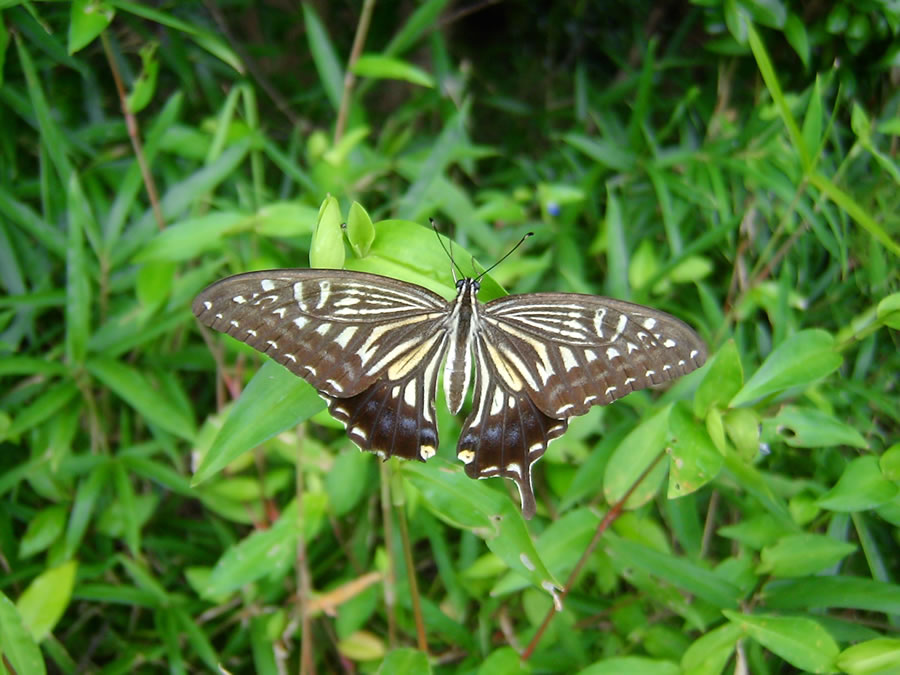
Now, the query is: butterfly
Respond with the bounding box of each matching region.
[193,264,706,518]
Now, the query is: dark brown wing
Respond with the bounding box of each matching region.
[193,269,451,461]
[460,292,706,517]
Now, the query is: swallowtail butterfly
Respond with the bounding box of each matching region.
[193,262,706,518]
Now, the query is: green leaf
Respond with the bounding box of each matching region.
[730,330,842,406]
[136,260,175,314]
[766,405,868,449]
[604,406,670,508]
[836,638,900,675]
[667,401,723,498]
[255,201,318,238]
[680,622,742,675]
[757,533,857,577]
[68,0,115,54]
[784,12,810,67]
[135,211,253,262]
[577,656,680,675]
[763,576,900,614]
[17,561,78,642]
[493,508,601,595]
[377,648,432,675]
[352,54,434,87]
[325,449,373,517]
[877,292,900,329]
[561,133,636,172]
[723,611,839,673]
[310,196,345,269]
[193,360,324,485]
[126,41,159,113]
[722,407,761,459]
[87,358,196,440]
[18,505,67,559]
[477,646,530,674]
[346,201,375,258]
[402,458,560,597]
[205,497,324,597]
[0,592,46,675]
[817,456,898,512]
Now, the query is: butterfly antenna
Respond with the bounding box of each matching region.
[475,231,534,282]
[431,218,464,282]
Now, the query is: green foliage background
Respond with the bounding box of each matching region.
[1,1,899,673]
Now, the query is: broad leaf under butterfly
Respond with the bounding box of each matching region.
[193,263,707,519]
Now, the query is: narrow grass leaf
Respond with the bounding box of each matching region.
[604,534,741,608]
[87,358,196,440]
[395,109,466,219]
[16,560,78,642]
[603,184,628,299]
[112,461,140,556]
[7,381,79,439]
[174,608,221,671]
[730,330,842,406]
[383,0,449,56]
[18,505,67,559]
[114,139,252,266]
[808,171,900,256]
[562,133,636,172]
[15,34,72,182]
[205,497,324,597]
[135,212,253,262]
[747,24,808,169]
[64,462,110,559]
[763,576,900,614]
[0,592,46,675]
[302,3,342,110]
[65,175,92,365]
[352,54,434,87]
[0,187,66,258]
[723,610,839,673]
[192,360,324,485]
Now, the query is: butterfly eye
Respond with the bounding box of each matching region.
[456,279,466,289]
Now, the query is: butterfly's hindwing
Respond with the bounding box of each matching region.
[324,330,448,461]
[482,293,707,419]
[457,335,569,518]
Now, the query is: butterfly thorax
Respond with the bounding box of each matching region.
[443,278,480,414]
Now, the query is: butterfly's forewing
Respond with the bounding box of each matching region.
[482,293,707,417]
[192,269,451,461]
